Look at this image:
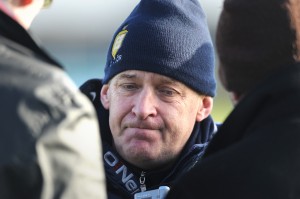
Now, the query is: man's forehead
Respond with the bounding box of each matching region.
[115,70,177,83]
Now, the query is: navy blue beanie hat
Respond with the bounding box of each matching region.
[103,0,216,97]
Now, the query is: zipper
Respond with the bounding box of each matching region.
[139,171,147,192]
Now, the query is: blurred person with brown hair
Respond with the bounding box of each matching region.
[0,0,106,198]
[166,0,300,198]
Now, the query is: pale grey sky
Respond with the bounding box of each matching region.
[31,0,224,45]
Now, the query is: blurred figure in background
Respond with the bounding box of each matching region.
[166,0,300,198]
[80,0,217,198]
[0,0,106,198]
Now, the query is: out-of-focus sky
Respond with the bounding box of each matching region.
[30,0,232,122]
[32,0,223,45]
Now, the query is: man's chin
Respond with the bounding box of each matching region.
[125,148,156,162]
[127,139,154,151]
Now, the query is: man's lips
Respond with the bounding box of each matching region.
[123,122,162,141]
[125,121,162,130]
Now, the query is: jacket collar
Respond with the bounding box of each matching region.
[204,62,300,157]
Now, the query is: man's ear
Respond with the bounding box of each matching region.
[18,0,33,6]
[229,92,243,106]
[196,96,213,122]
[100,84,110,110]
[9,0,33,6]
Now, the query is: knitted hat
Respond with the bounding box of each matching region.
[103,0,216,97]
[216,0,297,94]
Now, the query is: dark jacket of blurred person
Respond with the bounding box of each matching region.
[166,0,300,198]
[0,0,106,198]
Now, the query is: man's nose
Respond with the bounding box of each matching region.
[131,88,158,120]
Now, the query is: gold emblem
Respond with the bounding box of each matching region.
[112,29,128,59]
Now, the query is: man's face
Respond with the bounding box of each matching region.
[101,70,212,169]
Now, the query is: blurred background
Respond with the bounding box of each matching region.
[30,0,232,123]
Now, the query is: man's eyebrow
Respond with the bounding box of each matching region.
[117,73,137,80]
[160,76,179,85]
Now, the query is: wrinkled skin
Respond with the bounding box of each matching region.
[101,70,213,170]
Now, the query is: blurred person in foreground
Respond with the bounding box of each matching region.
[0,0,106,198]
[80,0,218,198]
[166,0,300,198]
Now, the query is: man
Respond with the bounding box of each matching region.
[80,0,217,198]
[0,0,106,198]
[166,0,300,198]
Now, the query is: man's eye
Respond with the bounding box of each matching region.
[159,88,177,96]
[121,84,137,90]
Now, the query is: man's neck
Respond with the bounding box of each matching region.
[0,2,16,20]
[0,1,33,30]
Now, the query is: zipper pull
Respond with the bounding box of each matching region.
[139,171,147,192]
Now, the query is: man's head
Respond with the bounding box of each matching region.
[100,0,215,170]
[217,0,300,101]
[103,0,216,97]
[0,0,53,29]
[101,70,213,170]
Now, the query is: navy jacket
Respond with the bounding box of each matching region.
[167,63,300,199]
[80,79,217,199]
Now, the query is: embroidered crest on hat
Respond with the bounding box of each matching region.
[111,26,128,59]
